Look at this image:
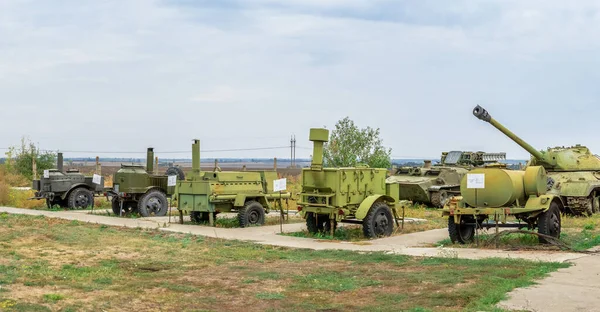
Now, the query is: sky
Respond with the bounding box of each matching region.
[1,0,600,160]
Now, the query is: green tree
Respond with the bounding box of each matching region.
[5,137,56,180]
[323,117,392,168]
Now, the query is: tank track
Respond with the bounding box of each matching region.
[565,196,593,216]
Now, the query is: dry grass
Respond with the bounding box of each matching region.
[0,213,568,312]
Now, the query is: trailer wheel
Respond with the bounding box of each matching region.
[165,167,185,180]
[138,190,168,217]
[431,190,449,208]
[362,202,394,239]
[111,198,137,216]
[537,202,561,244]
[68,187,94,209]
[238,201,265,227]
[448,216,475,244]
[306,212,337,234]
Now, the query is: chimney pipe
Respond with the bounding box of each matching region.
[146,148,154,173]
[309,128,329,171]
[192,139,200,174]
[57,152,64,172]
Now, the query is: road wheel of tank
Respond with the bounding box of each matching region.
[68,187,94,210]
[138,190,168,217]
[594,196,600,214]
[238,201,266,227]
[537,202,561,244]
[448,216,475,244]
[165,167,185,180]
[362,202,394,239]
[431,191,449,208]
[306,212,337,234]
[111,198,137,216]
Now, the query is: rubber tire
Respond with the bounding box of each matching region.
[138,190,168,217]
[165,167,185,181]
[362,202,394,239]
[537,202,561,244]
[111,198,137,216]
[68,187,94,210]
[238,201,266,228]
[431,190,449,208]
[448,216,475,244]
[305,212,337,234]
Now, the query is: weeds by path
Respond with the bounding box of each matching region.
[0,213,568,312]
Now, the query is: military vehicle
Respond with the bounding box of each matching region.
[32,152,104,209]
[443,165,561,244]
[176,139,291,227]
[473,105,600,216]
[387,151,506,208]
[297,128,409,238]
[106,148,185,217]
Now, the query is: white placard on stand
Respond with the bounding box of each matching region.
[43,170,50,179]
[466,173,485,189]
[273,178,287,192]
[92,174,102,185]
[167,175,177,187]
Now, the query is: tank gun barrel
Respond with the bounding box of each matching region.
[473,105,546,161]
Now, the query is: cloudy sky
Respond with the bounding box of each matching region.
[1,0,599,160]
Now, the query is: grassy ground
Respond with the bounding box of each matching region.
[0,213,569,312]
[283,205,447,241]
[435,214,600,251]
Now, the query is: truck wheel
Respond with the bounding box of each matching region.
[306,212,337,234]
[362,202,394,238]
[431,191,449,208]
[538,202,561,244]
[448,216,475,244]
[138,190,168,217]
[238,201,265,227]
[165,167,185,180]
[68,187,94,209]
[111,198,137,216]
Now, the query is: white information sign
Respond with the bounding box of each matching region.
[273,178,287,192]
[167,175,177,187]
[43,170,50,179]
[92,174,102,185]
[466,173,485,189]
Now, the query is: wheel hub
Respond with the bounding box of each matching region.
[374,212,388,236]
[248,210,259,224]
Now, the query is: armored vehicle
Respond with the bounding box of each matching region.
[106,148,185,217]
[443,165,561,244]
[297,128,407,238]
[387,151,506,208]
[32,153,104,209]
[473,105,600,216]
[176,140,291,227]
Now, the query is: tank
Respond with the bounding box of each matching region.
[175,140,291,227]
[473,105,600,216]
[32,152,104,209]
[386,151,506,208]
[106,148,185,217]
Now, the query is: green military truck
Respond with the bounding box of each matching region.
[297,128,409,238]
[106,148,184,217]
[176,139,291,227]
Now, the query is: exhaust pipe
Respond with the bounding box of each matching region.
[309,128,329,171]
[146,148,154,173]
[423,160,432,169]
[57,152,64,172]
[192,139,200,173]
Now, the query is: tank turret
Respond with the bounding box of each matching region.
[473,105,600,171]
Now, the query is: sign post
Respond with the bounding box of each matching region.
[466,173,485,246]
[167,175,177,224]
[273,178,287,233]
